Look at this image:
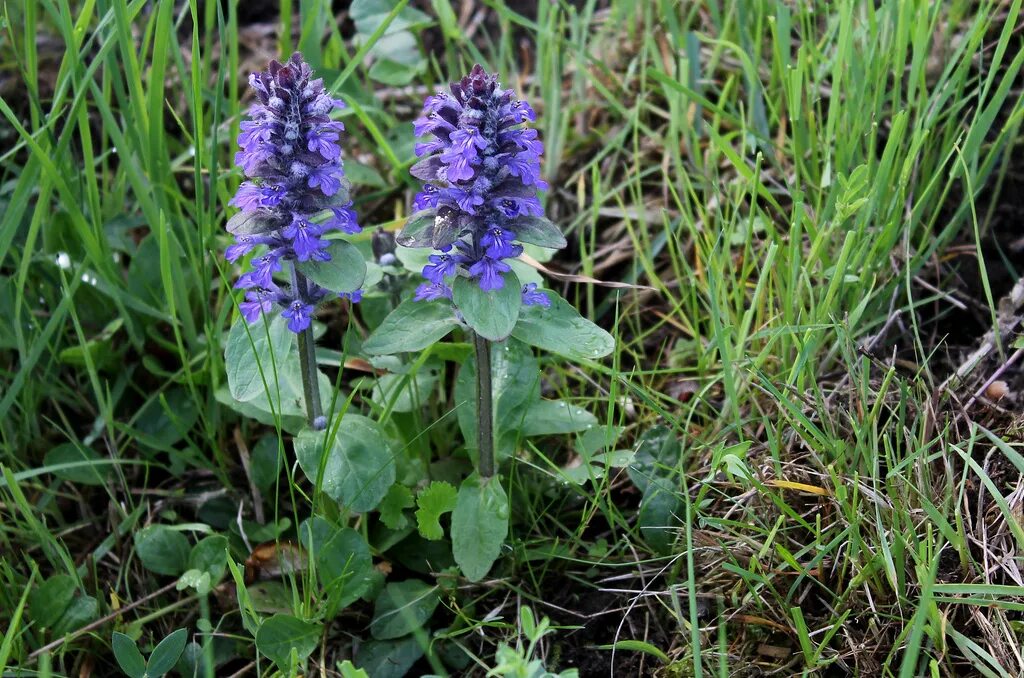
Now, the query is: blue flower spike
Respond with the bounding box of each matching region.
[226,53,361,431]
[226,52,362,332]
[402,65,563,308]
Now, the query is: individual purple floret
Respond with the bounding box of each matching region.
[409,65,549,299]
[226,53,360,332]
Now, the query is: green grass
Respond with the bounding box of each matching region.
[1,0,1024,676]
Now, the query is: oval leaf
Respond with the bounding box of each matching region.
[134,525,190,576]
[369,579,439,640]
[147,628,188,677]
[511,291,614,361]
[44,443,106,486]
[453,270,522,341]
[255,614,321,671]
[362,299,459,355]
[294,415,395,512]
[112,633,146,678]
[298,518,373,612]
[224,314,297,403]
[451,473,509,582]
[295,239,366,293]
[395,209,436,248]
[511,215,567,249]
[520,399,598,436]
[226,210,277,236]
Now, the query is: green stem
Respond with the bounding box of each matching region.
[292,265,325,430]
[473,331,495,478]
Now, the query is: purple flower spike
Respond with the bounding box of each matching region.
[410,65,551,296]
[226,53,362,332]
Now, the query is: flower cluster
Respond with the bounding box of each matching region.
[227,53,360,333]
[410,65,550,307]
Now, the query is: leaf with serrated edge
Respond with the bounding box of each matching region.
[379,484,414,530]
[414,481,458,540]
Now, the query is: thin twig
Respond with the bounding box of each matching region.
[28,581,179,659]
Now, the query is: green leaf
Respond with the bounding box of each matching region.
[295,239,366,294]
[395,206,460,250]
[224,314,297,403]
[511,292,615,361]
[395,209,436,248]
[370,579,439,640]
[454,339,540,463]
[251,435,284,491]
[351,0,431,34]
[214,384,306,435]
[176,569,211,595]
[356,636,424,678]
[626,426,681,493]
[596,640,670,663]
[112,632,147,678]
[414,481,458,540]
[638,476,682,555]
[362,298,459,355]
[225,210,276,236]
[188,535,229,584]
[369,58,421,85]
[298,517,373,611]
[371,362,441,413]
[510,215,567,249]
[29,575,75,629]
[294,415,395,512]
[147,628,188,677]
[134,388,199,448]
[43,443,106,486]
[379,484,414,530]
[451,474,509,582]
[339,660,372,678]
[520,399,598,437]
[255,614,321,671]
[134,525,190,576]
[453,271,522,341]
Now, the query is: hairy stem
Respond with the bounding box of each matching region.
[473,331,495,477]
[292,265,325,430]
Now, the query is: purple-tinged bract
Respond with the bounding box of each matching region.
[410,65,549,302]
[226,53,360,332]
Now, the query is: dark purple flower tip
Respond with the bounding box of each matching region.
[414,282,453,301]
[282,298,314,333]
[468,256,511,291]
[521,283,550,307]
